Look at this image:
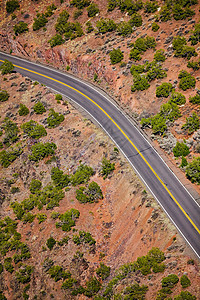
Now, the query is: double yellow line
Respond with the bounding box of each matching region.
[1,59,199,235]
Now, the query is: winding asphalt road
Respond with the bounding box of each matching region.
[0,52,200,258]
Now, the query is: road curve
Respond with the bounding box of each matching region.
[0,52,200,258]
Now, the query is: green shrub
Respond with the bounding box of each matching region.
[84,276,101,297]
[70,164,94,186]
[51,167,70,189]
[33,102,46,114]
[172,36,187,56]
[117,21,132,36]
[76,181,103,203]
[174,291,196,300]
[144,1,158,13]
[0,291,7,300]
[110,48,124,64]
[131,75,150,91]
[180,45,197,60]
[151,114,167,135]
[49,34,64,47]
[37,213,47,224]
[63,22,83,40]
[161,274,179,288]
[55,94,62,100]
[11,186,20,194]
[186,157,200,184]
[180,155,188,168]
[4,257,14,273]
[189,22,200,45]
[156,287,172,300]
[2,118,19,146]
[180,275,191,288]
[130,64,145,74]
[70,0,91,9]
[29,179,42,194]
[33,14,48,31]
[0,59,14,74]
[47,108,64,128]
[29,142,57,162]
[18,104,29,116]
[159,5,171,22]
[22,212,35,224]
[156,82,173,98]
[45,4,57,17]
[182,112,199,134]
[62,277,77,289]
[74,9,83,19]
[154,50,165,62]
[123,284,148,299]
[86,21,94,33]
[173,142,190,157]
[55,10,70,34]
[152,22,160,32]
[160,102,181,122]
[46,237,56,250]
[187,61,200,71]
[189,94,200,104]
[87,3,99,17]
[21,120,47,139]
[129,13,142,27]
[48,265,71,282]
[172,5,195,21]
[6,0,20,13]
[117,0,143,15]
[96,263,110,280]
[14,21,28,35]
[107,0,117,11]
[57,236,70,246]
[73,231,96,245]
[96,18,116,34]
[0,90,9,102]
[0,263,3,274]
[146,64,166,82]
[169,92,186,105]
[101,157,115,179]
[16,265,33,284]
[56,208,80,231]
[129,48,142,61]
[51,212,60,219]
[130,36,156,61]
[0,147,22,168]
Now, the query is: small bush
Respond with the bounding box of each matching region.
[160,102,181,122]
[96,18,116,33]
[117,21,132,36]
[46,237,56,250]
[47,109,64,128]
[0,147,22,168]
[190,22,200,45]
[73,231,96,246]
[18,104,29,116]
[110,48,124,64]
[14,21,28,35]
[187,60,200,71]
[154,49,165,62]
[45,4,57,17]
[86,21,94,33]
[29,179,42,194]
[189,94,200,104]
[70,0,91,9]
[179,73,196,90]
[87,3,99,17]
[76,181,103,203]
[56,208,80,231]
[180,156,188,168]
[174,291,196,300]
[131,75,150,91]
[33,102,46,114]
[96,263,110,280]
[15,265,33,284]
[51,212,60,219]
[49,34,64,48]
[101,157,115,179]
[6,0,20,13]
[151,114,167,135]
[29,142,57,162]
[2,117,19,146]
[152,22,160,32]
[33,14,48,31]
[55,94,62,100]
[0,90,9,102]
[161,274,179,288]
[37,213,47,224]
[180,275,191,288]
[129,13,142,27]
[0,59,14,74]
[159,5,171,22]
[55,10,70,34]
[51,167,70,189]
[74,9,83,19]
[70,164,94,186]
[4,257,14,273]
[173,142,190,157]
[182,112,199,134]
[144,1,158,13]
[84,276,101,297]
[156,82,173,98]
[186,157,200,184]
[169,92,186,105]
[21,120,47,139]
[11,186,20,194]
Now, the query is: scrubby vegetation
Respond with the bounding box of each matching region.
[49,34,64,47]
[29,142,57,162]
[46,237,56,250]
[29,179,42,194]
[186,157,200,184]
[101,157,115,179]
[0,90,9,102]
[70,164,94,186]
[0,146,22,168]
[33,101,46,114]
[73,230,96,246]
[6,0,20,13]
[189,94,200,104]
[173,142,190,157]
[152,22,160,32]
[18,103,29,116]
[96,18,116,33]
[51,167,70,189]
[180,274,191,288]
[178,70,196,91]
[56,209,80,231]
[47,109,64,128]
[87,3,99,17]
[76,181,103,203]
[130,36,156,61]
[21,120,47,139]
[161,274,179,288]
[110,48,124,64]
[33,14,48,31]
[2,118,19,146]
[14,21,28,35]
[156,82,173,98]
[0,60,14,75]
[96,263,111,280]
[182,112,199,134]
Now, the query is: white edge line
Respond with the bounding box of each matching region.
[1,51,199,209]
[49,86,200,260]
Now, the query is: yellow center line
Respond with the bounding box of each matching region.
[1,59,200,234]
